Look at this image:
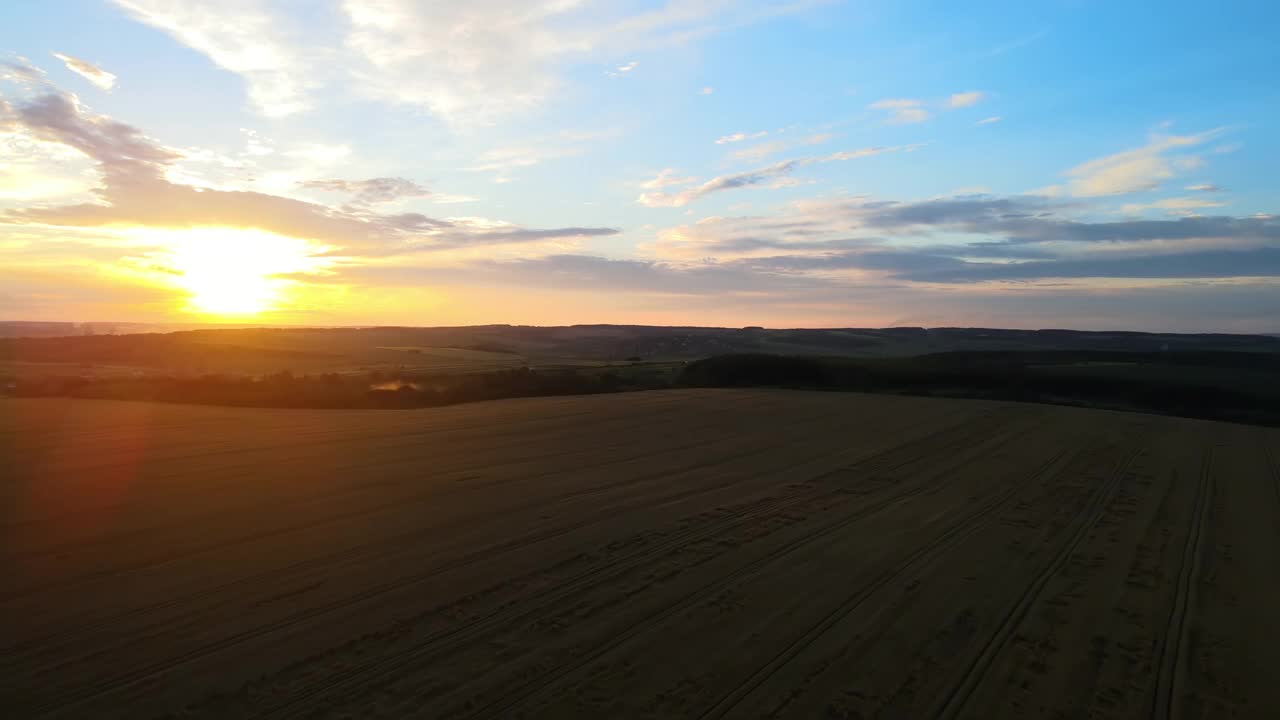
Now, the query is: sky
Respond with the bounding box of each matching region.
[1,0,1278,332]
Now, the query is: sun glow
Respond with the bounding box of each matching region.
[143,228,332,317]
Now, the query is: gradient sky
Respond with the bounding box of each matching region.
[2,1,1278,331]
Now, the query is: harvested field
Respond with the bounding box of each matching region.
[2,389,1278,719]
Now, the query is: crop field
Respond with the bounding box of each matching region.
[2,390,1278,718]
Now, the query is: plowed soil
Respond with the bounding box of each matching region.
[2,390,1277,718]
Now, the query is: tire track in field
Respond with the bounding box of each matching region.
[1150,444,1214,720]
[437,415,1046,720]
[3,396,867,606]
[2,389,687,462]
[22,408,1021,718]
[5,404,855,662]
[929,434,1146,720]
[1,397,816,603]
[239,408,1030,720]
[2,405,852,661]
[0,390,720,532]
[1260,432,1280,525]
[0,393,702,534]
[696,443,1084,720]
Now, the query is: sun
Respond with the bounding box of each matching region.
[149,228,331,317]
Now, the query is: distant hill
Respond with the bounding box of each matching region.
[4,324,1280,377]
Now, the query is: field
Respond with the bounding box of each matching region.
[3,390,1279,718]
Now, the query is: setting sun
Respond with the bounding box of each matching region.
[147,228,331,317]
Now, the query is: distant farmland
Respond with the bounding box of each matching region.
[2,390,1278,718]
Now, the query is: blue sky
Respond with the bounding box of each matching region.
[1,0,1278,331]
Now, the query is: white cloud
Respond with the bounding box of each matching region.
[111,0,316,117]
[0,57,47,86]
[638,144,920,207]
[1120,196,1227,216]
[1063,128,1224,197]
[730,133,831,162]
[111,0,819,123]
[716,130,768,144]
[640,168,698,190]
[946,91,984,108]
[1,87,619,258]
[699,86,714,95]
[51,53,117,91]
[466,128,617,182]
[730,139,789,162]
[869,98,929,124]
[430,193,479,204]
[1185,183,1220,192]
[607,61,638,77]
[976,116,1001,125]
[298,177,431,204]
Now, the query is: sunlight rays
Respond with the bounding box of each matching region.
[135,227,333,317]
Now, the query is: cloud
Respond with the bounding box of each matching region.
[869,98,929,124]
[640,169,698,190]
[340,0,817,122]
[716,131,768,144]
[607,61,638,77]
[335,252,837,297]
[0,88,618,255]
[886,248,1280,283]
[638,144,918,207]
[299,177,430,204]
[51,53,117,91]
[1120,196,1227,216]
[946,91,984,108]
[647,191,1280,288]
[976,116,1001,125]
[467,128,618,181]
[0,57,48,86]
[111,0,819,123]
[1063,128,1224,197]
[111,0,314,116]
[699,86,714,95]
[730,133,831,162]
[1185,183,1220,192]
[639,160,799,207]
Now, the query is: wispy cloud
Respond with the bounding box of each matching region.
[638,144,921,207]
[113,0,820,123]
[51,52,117,91]
[648,192,1280,288]
[298,177,431,205]
[946,91,984,108]
[111,0,314,116]
[0,86,617,256]
[1120,196,1227,216]
[640,168,698,190]
[976,116,1001,125]
[699,86,714,95]
[606,61,638,77]
[730,133,831,162]
[1063,128,1225,197]
[467,129,618,182]
[1185,183,1220,192]
[869,98,929,124]
[1,57,48,86]
[716,130,768,144]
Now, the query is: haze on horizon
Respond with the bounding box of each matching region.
[1,1,1277,333]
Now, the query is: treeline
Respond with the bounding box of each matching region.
[678,352,1280,426]
[4,367,632,409]
[10,351,1280,426]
